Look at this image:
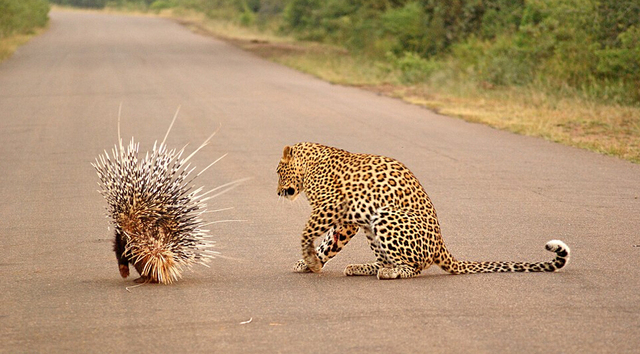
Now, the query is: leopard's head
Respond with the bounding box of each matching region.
[276,145,304,201]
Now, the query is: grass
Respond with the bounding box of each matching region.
[396,83,640,162]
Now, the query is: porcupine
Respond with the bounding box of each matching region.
[93,106,232,284]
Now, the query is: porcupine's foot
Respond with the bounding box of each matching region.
[133,276,158,284]
[119,264,130,278]
[132,261,159,283]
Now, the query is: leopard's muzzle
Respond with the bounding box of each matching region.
[278,185,299,200]
[278,187,296,197]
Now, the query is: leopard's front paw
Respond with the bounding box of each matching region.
[293,259,312,273]
[303,253,322,273]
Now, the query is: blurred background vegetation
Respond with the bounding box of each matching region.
[0,0,50,60]
[0,0,50,38]
[46,0,640,105]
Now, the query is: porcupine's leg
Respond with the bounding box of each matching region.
[132,262,159,283]
[114,229,130,278]
[114,229,158,283]
[294,224,359,272]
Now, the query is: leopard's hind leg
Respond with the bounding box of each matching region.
[377,265,422,279]
[344,262,384,276]
[344,227,388,276]
[371,207,436,280]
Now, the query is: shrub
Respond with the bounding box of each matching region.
[150,0,177,11]
[389,51,441,84]
[50,0,108,8]
[176,0,640,103]
[0,0,50,38]
[382,2,433,56]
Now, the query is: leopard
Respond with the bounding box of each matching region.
[276,142,570,279]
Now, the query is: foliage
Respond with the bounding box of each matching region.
[150,0,178,11]
[276,0,640,104]
[0,0,50,38]
[50,0,109,8]
[388,51,440,84]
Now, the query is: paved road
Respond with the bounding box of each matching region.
[1,10,639,353]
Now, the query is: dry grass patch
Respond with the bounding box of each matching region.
[0,26,47,62]
[396,85,640,162]
[168,9,289,45]
[272,53,400,86]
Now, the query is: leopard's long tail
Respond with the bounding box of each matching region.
[435,240,570,274]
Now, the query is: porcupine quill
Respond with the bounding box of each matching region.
[93,105,241,284]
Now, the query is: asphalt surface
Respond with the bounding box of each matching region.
[1,10,639,353]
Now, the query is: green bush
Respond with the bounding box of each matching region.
[0,0,50,38]
[596,26,640,79]
[382,2,432,56]
[282,0,320,36]
[389,51,441,84]
[441,0,639,103]
[450,35,534,86]
[236,0,255,26]
[594,25,640,102]
[150,0,177,11]
[81,0,638,104]
[50,0,108,8]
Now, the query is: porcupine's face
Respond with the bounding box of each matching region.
[276,145,304,201]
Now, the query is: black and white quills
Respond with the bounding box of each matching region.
[93,107,240,284]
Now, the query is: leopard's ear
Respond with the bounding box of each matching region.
[281,145,292,163]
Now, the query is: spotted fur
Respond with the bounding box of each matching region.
[277,143,570,280]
